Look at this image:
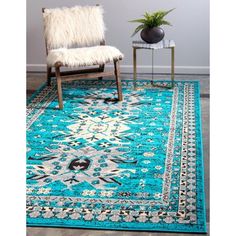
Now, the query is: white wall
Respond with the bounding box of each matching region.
[27,0,209,74]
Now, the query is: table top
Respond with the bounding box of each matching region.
[132,39,175,49]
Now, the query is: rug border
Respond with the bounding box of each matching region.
[196,81,208,233]
[27,79,202,105]
[27,223,207,234]
[26,80,207,233]
[27,82,47,105]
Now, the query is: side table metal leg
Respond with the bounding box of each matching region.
[150,49,156,87]
[171,47,175,88]
[133,47,137,90]
[152,49,154,84]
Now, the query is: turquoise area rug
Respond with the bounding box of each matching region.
[26,80,206,233]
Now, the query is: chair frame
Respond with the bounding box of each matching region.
[42,7,123,110]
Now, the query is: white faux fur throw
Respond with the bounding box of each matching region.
[47,46,124,67]
[43,6,106,49]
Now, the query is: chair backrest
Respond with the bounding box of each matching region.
[42,5,105,51]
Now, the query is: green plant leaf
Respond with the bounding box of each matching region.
[129,18,147,24]
[144,12,151,19]
[131,24,145,37]
[163,8,175,17]
[159,20,172,26]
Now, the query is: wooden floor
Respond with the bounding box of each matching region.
[26,73,210,236]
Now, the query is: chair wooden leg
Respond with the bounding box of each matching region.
[114,60,123,101]
[47,66,52,86]
[55,67,63,110]
[98,64,105,80]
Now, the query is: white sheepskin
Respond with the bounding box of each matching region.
[47,46,124,67]
[43,6,106,49]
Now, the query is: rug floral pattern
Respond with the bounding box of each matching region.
[26,80,206,232]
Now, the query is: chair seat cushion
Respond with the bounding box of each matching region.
[47,46,124,67]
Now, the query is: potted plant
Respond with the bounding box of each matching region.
[130,9,174,44]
